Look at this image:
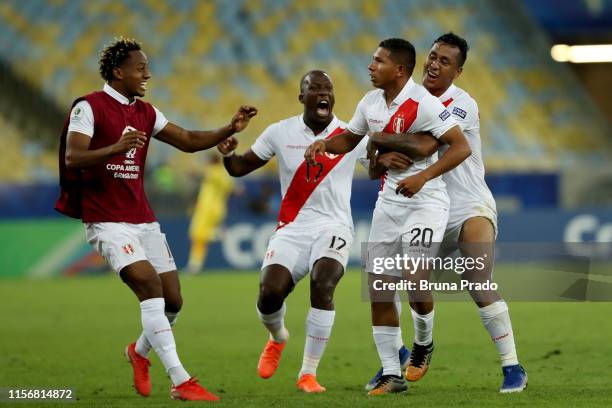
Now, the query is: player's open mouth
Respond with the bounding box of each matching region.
[140,82,147,90]
[426,69,439,80]
[316,100,330,116]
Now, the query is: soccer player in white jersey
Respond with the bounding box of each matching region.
[217,70,367,393]
[365,33,527,393]
[305,38,471,395]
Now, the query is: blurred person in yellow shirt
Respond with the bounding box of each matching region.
[187,155,234,273]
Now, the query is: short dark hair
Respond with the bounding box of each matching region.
[99,37,142,82]
[433,32,469,66]
[299,70,330,93]
[378,38,416,72]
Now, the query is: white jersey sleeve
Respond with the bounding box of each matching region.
[411,94,458,139]
[67,100,94,137]
[152,106,169,136]
[250,123,279,161]
[450,97,479,132]
[347,94,370,136]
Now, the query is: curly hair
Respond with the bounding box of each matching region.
[433,32,469,67]
[98,37,142,82]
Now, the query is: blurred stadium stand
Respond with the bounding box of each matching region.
[0,0,610,213]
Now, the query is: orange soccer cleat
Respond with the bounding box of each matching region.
[297,374,326,393]
[257,339,286,379]
[170,377,220,401]
[405,342,434,382]
[125,343,151,397]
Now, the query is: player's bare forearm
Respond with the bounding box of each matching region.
[157,106,257,153]
[305,130,364,164]
[65,130,146,169]
[368,160,387,180]
[65,144,118,169]
[419,125,471,182]
[325,131,364,154]
[223,150,267,177]
[369,132,439,161]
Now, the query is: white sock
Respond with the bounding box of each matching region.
[479,301,519,367]
[411,308,434,345]
[257,302,288,343]
[299,308,335,376]
[135,311,179,357]
[140,298,190,386]
[373,326,402,377]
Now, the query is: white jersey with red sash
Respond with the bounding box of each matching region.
[347,77,458,209]
[251,114,367,230]
[437,84,497,227]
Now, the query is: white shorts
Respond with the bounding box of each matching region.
[366,200,449,276]
[441,205,498,258]
[261,223,354,283]
[85,222,176,274]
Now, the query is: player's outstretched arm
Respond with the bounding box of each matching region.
[217,136,268,177]
[65,130,147,169]
[369,131,440,162]
[395,125,471,197]
[155,105,258,153]
[304,130,364,165]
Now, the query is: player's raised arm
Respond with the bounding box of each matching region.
[65,130,147,169]
[304,129,364,165]
[369,131,441,162]
[217,136,268,177]
[155,105,258,153]
[396,124,470,197]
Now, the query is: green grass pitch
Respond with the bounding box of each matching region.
[1,269,611,407]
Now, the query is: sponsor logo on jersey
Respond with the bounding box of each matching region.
[368,118,384,124]
[122,244,135,255]
[452,106,467,119]
[438,110,451,121]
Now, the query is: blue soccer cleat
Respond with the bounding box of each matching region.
[364,345,411,391]
[500,364,528,393]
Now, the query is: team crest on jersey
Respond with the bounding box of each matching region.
[122,244,135,255]
[452,107,467,119]
[392,116,406,133]
[438,110,451,121]
[125,148,137,159]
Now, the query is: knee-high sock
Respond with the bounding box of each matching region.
[411,308,434,345]
[479,301,518,366]
[373,326,402,377]
[299,308,335,376]
[140,298,189,385]
[257,302,288,343]
[135,311,179,357]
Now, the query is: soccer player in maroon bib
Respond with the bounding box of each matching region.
[55,38,257,402]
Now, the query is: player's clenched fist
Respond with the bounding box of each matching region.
[217,136,238,155]
[113,130,147,153]
[395,173,428,197]
[229,105,258,133]
[304,140,326,165]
